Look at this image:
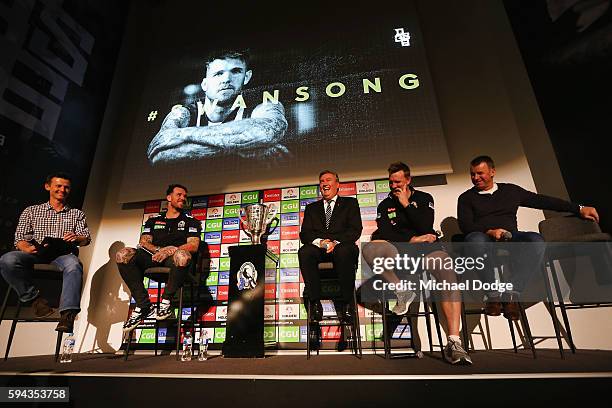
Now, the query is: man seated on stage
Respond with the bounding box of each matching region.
[457,155,599,320]
[116,184,201,332]
[299,170,363,325]
[361,162,472,365]
[0,173,90,333]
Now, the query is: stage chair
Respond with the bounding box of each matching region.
[538,215,612,354]
[454,236,537,358]
[305,262,362,359]
[123,244,209,361]
[371,271,446,360]
[0,264,67,362]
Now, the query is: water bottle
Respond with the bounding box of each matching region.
[198,336,209,361]
[59,333,75,363]
[181,332,192,361]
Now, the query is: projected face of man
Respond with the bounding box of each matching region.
[319,172,339,201]
[202,57,253,107]
[167,187,187,211]
[470,162,496,191]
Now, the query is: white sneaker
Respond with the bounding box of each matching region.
[391,289,416,315]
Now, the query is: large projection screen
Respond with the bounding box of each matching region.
[118,0,451,202]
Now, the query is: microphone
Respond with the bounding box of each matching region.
[501,231,513,241]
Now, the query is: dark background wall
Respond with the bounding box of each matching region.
[504,0,612,232]
[0,0,128,253]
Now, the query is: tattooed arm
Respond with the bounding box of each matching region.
[147,102,288,164]
[139,234,158,253]
[179,236,200,254]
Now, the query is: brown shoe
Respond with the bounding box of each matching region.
[502,292,521,321]
[31,296,54,318]
[56,310,77,332]
[484,294,502,316]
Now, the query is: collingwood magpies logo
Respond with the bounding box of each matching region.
[237,262,258,290]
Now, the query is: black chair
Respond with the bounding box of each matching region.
[456,243,537,358]
[305,262,362,359]
[0,264,65,362]
[371,271,446,360]
[123,245,209,361]
[539,215,612,354]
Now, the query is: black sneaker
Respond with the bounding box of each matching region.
[122,306,156,332]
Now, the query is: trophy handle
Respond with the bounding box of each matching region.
[265,206,277,224]
[239,207,252,237]
[267,217,279,234]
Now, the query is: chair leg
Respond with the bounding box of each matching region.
[550,263,576,353]
[424,300,434,353]
[519,303,537,359]
[350,291,362,358]
[0,285,12,323]
[509,319,518,353]
[4,303,21,361]
[460,299,470,352]
[54,332,63,362]
[381,293,390,359]
[543,261,564,358]
[429,300,446,361]
[124,329,134,361]
[155,284,161,357]
[175,288,183,361]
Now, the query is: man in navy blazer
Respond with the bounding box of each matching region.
[299,170,363,324]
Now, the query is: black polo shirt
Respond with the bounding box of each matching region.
[371,188,436,242]
[142,211,202,247]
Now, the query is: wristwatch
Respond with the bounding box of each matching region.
[154,246,161,253]
[578,204,585,212]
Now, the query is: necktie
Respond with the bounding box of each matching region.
[325,200,333,229]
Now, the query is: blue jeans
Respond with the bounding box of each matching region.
[464,231,545,294]
[0,251,82,312]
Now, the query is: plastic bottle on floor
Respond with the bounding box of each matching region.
[198,337,209,361]
[181,331,192,361]
[59,333,75,363]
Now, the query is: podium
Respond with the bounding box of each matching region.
[222,244,268,358]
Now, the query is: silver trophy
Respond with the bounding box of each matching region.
[239,203,279,244]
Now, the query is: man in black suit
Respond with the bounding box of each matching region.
[299,170,363,324]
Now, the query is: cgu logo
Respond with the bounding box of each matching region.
[141,330,156,340]
[243,192,258,201]
[264,330,277,340]
[300,186,317,197]
[283,201,299,211]
[281,329,299,339]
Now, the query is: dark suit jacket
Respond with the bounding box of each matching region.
[299,196,363,245]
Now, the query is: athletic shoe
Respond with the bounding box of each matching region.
[122,306,156,332]
[444,339,473,365]
[391,289,416,315]
[156,300,173,321]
